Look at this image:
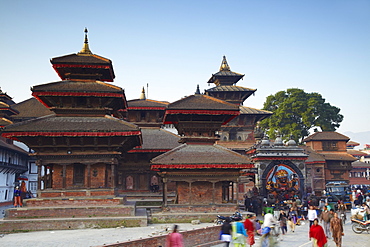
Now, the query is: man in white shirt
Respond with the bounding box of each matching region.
[263,212,278,228]
[307,205,318,227]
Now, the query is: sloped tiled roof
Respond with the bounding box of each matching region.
[127,99,169,109]
[347,141,360,146]
[32,80,123,93]
[301,146,356,162]
[301,146,326,163]
[216,141,255,150]
[132,128,180,150]
[303,132,350,142]
[51,53,112,64]
[2,115,139,133]
[206,85,256,92]
[240,106,273,115]
[322,153,357,161]
[168,94,239,110]
[12,97,53,120]
[352,160,370,168]
[347,149,368,157]
[0,138,29,154]
[151,143,252,166]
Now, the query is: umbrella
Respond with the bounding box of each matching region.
[17,175,28,181]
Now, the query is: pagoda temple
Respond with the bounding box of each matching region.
[151,93,253,213]
[1,29,142,198]
[205,56,272,145]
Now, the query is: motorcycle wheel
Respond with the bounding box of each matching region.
[352,222,363,234]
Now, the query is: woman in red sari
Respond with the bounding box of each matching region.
[243,214,256,246]
[309,218,327,247]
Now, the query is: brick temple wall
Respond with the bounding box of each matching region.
[52,164,108,190]
[177,181,223,204]
[24,197,125,207]
[5,205,135,219]
[95,225,221,247]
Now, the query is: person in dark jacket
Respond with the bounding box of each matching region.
[220,217,232,247]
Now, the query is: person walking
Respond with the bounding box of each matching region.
[278,210,288,236]
[307,205,318,228]
[287,207,296,232]
[165,224,183,247]
[13,186,22,207]
[309,218,327,247]
[330,212,344,247]
[232,217,247,247]
[337,201,347,223]
[319,206,332,239]
[260,227,278,247]
[220,217,232,247]
[243,214,256,246]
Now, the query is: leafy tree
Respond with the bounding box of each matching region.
[259,88,343,143]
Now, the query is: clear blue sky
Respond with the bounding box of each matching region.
[0,1,369,138]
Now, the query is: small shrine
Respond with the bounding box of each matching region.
[251,136,308,203]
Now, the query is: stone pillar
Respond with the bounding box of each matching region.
[189,182,192,205]
[62,164,67,189]
[212,182,215,204]
[36,160,42,195]
[231,181,234,202]
[42,165,47,190]
[163,177,168,207]
[236,178,240,205]
[87,164,91,189]
[111,163,116,188]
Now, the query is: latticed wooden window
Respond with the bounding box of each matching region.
[322,141,338,151]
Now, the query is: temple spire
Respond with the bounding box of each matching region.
[219,55,230,71]
[195,84,200,94]
[139,87,146,100]
[78,28,92,55]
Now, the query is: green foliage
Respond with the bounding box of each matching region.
[260,88,343,143]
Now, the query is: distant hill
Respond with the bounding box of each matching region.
[344,131,370,150]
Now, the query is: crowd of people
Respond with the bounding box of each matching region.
[215,189,365,247]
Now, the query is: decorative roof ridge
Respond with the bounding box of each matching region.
[213,144,253,161]
[104,115,140,129]
[201,94,241,108]
[150,143,187,163]
[170,94,239,108]
[2,113,55,129]
[140,127,180,138]
[240,106,273,114]
[207,85,256,90]
[94,80,122,91]
[0,102,10,107]
[127,98,169,105]
[303,131,350,142]
[32,80,123,91]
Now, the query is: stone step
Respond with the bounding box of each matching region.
[0,216,148,234]
[5,204,136,219]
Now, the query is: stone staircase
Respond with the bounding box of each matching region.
[0,196,148,234]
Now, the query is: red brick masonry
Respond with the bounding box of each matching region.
[95,225,222,247]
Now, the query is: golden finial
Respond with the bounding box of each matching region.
[219,55,230,71]
[139,87,146,100]
[78,28,92,54]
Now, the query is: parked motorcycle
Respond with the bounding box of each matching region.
[214,211,243,225]
[351,219,370,234]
